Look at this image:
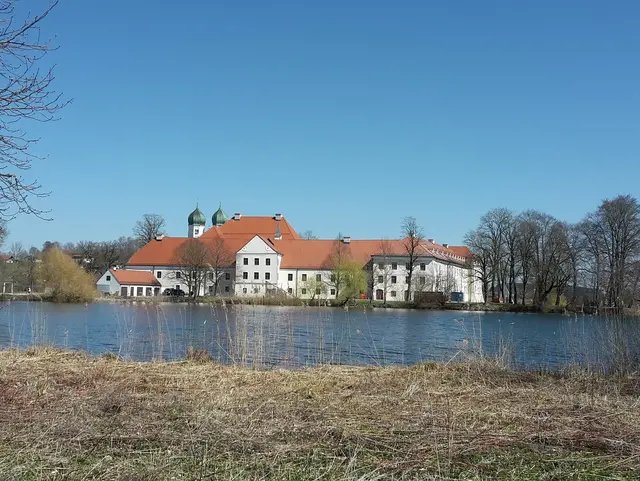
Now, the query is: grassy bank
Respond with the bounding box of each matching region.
[0,348,638,480]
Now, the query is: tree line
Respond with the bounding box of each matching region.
[0,213,166,292]
[465,195,640,308]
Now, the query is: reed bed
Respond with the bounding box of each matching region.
[0,346,639,480]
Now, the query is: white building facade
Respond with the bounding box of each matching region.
[98,205,483,302]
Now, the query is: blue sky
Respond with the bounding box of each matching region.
[7,0,640,248]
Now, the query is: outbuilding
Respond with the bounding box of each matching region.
[96,269,161,297]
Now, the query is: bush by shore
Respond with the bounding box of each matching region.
[0,347,638,480]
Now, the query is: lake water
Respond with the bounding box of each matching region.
[0,301,637,370]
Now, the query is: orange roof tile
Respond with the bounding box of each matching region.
[126,217,470,269]
[201,216,300,240]
[110,269,161,286]
[447,246,471,258]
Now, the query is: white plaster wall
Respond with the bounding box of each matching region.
[188,224,205,238]
[371,256,473,301]
[234,236,280,296]
[96,270,120,295]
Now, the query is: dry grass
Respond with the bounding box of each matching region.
[0,347,639,480]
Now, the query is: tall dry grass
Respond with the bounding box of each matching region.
[0,347,638,480]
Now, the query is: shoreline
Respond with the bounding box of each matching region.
[1,293,632,315]
[1,347,638,479]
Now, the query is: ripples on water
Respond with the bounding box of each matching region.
[0,301,638,371]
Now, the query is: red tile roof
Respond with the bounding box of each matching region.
[110,269,161,286]
[201,216,300,240]
[126,216,470,269]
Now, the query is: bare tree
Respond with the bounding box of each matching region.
[8,241,24,259]
[464,229,491,303]
[0,1,69,219]
[207,238,234,296]
[0,222,7,248]
[171,239,211,299]
[133,213,166,248]
[376,239,395,304]
[401,217,424,301]
[582,195,640,307]
[301,230,318,240]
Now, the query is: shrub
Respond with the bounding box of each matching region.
[39,248,97,303]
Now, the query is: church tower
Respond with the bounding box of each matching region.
[187,205,206,238]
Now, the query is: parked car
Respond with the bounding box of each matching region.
[163,288,186,297]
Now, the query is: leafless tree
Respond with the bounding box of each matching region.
[171,239,211,299]
[0,222,7,248]
[301,230,318,240]
[401,217,424,301]
[8,240,24,259]
[463,229,491,303]
[206,238,234,296]
[581,195,640,307]
[133,213,166,248]
[0,1,69,219]
[375,239,395,304]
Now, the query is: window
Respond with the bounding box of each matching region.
[146,287,152,296]
[391,290,397,298]
[406,276,410,284]
[301,288,307,295]
[254,272,259,280]
[225,272,230,280]
[265,272,271,280]
[137,287,143,296]
[315,288,321,295]
[287,288,293,294]
[377,275,383,283]
[419,277,426,285]
[106,275,111,281]
[316,274,321,282]
[176,272,181,279]
[405,263,410,270]
[242,287,247,294]
[391,276,397,284]
[266,258,271,266]
[243,258,249,265]
[378,263,384,269]
[208,272,214,281]
[330,288,336,295]
[376,289,383,300]
[225,286,230,293]
[420,263,426,271]
[175,285,180,290]
[243,272,248,280]
[254,258,259,266]
[194,228,199,235]
[253,287,260,294]
[302,274,307,281]
[288,273,293,281]
[392,262,397,270]
[330,274,336,282]
[157,271,162,278]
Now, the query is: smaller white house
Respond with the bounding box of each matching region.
[96,268,162,297]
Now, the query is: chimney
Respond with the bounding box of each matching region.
[233,212,242,220]
[342,236,351,244]
[442,243,449,248]
[155,234,164,241]
[427,238,434,243]
[274,213,282,221]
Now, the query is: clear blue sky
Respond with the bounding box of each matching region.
[7,0,640,249]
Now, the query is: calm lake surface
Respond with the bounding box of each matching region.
[0,301,637,370]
